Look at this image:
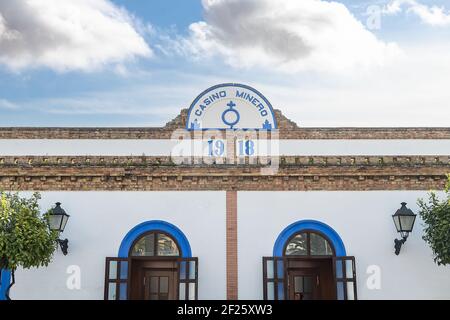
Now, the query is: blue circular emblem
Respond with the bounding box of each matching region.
[221,101,240,129]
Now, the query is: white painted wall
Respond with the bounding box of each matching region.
[1,139,450,156]
[6,190,450,300]
[11,191,226,300]
[238,191,450,300]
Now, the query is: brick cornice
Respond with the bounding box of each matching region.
[0,156,448,191]
[0,155,448,167]
[1,127,449,139]
[2,109,449,139]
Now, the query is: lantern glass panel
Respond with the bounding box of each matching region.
[49,214,62,231]
[399,215,416,232]
[60,214,69,232]
[393,215,401,232]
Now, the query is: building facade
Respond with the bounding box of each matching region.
[0,84,449,300]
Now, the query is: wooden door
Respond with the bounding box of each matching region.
[288,268,320,300]
[143,269,177,300]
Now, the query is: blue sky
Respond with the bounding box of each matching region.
[0,0,450,127]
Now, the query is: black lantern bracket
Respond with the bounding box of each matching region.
[57,238,69,256]
[394,236,407,255]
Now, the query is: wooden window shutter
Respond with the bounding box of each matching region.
[333,256,357,300]
[104,257,129,300]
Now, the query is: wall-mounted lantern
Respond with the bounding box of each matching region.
[392,202,416,255]
[48,202,70,255]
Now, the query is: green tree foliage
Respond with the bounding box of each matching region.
[0,192,58,299]
[418,175,450,266]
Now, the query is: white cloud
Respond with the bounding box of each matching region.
[0,0,151,72]
[384,0,450,26]
[174,0,399,73]
[0,98,18,109]
[13,40,450,128]
[251,42,450,127]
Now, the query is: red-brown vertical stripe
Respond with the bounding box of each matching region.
[226,190,238,299]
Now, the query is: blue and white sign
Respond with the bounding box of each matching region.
[186,83,277,130]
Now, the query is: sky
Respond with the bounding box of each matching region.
[0,0,449,127]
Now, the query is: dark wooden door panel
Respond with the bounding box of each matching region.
[144,270,177,300]
[288,269,319,300]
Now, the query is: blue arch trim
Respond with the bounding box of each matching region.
[0,269,11,300]
[186,83,278,130]
[118,220,192,258]
[273,220,346,257]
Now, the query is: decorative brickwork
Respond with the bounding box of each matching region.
[0,156,447,191]
[226,191,238,300]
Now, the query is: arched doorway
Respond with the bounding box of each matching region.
[104,221,198,300]
[283,230,336,300]
[263,220,357,300]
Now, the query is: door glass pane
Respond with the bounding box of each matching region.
[277,283,285,300]
[179,283,186,300]
[189,283,196,300]
[180,261,187,280]
[294,276,303,292]
[267,282,274,300]
[266,260,274,279]
[119,261,128,280]
[335,260,343,278]
[109,261,117,280]
[119,283,127,300]
[189,261,196,279]
[304,276,313,293]
[160,277,169,294]
[150,277,158,293]
[285,233,307,255]
[131,233,155,256]
[336,281,344,300]
[277,260,284,279]
[347,282,355,300]
[346,260,353,279]
[108,283,116,300]
[157,233,180,256]
[310,233,333,255]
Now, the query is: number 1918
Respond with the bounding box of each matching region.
[207,139,255,157]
